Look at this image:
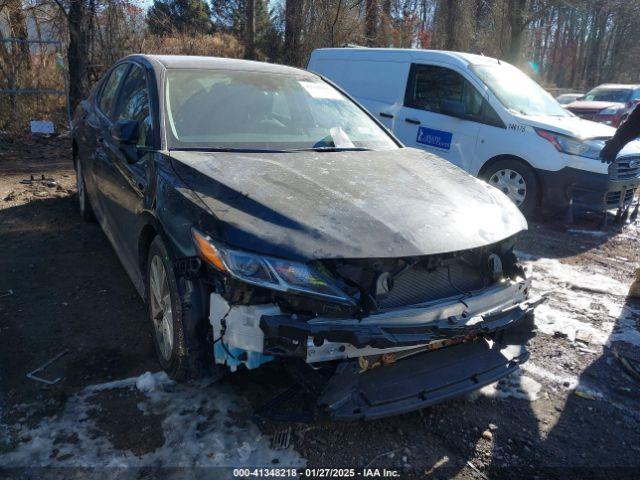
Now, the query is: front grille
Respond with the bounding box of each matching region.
[568,108,600,119]
[606,189,635,206]
[610,155,640,180]
[377,261,487,310]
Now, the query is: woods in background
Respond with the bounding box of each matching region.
[2,0,640,130]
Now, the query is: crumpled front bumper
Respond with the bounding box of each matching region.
[259,279,542,420]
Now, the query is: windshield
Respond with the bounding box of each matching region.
[583,87,631,103]
[164,69,398,151]
[472,63,569,117]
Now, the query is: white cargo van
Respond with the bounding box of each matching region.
[308,48,640,216]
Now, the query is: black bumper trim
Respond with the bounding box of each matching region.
[535,166,640,212]
[261,300,538,351]
[320,339,529,421]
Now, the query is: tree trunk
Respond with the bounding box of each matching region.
[505,0,527,64]
[365,0,378,47]
[284,0,303,66]
[67,0,89,110]
[244,0,256,59]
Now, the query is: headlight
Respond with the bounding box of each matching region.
[535,128,604,160]
[600,106,620,115]
[192,229,355,305]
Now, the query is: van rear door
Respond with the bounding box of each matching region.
[394,63,493,172]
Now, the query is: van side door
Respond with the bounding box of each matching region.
[394,63,501,173]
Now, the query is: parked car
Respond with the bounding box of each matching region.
[565,84,640,127]
[556,93,584,105]
[308,48,640,216]
[72,54,540,420]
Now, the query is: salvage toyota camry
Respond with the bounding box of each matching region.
[72,55,541,420]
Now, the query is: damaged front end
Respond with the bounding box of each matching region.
[196,231,541,420]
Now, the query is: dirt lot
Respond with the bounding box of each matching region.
[1,133,640,479]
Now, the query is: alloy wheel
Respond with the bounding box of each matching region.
[149,255,174,362]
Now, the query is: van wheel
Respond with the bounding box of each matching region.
[483,158,539,216]
[146,236,211,381]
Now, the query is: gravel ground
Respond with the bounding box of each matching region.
[1,133,639,479]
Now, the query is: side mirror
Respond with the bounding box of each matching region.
[110,119,139,144]
[441,99,466,118]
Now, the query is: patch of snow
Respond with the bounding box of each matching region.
[0,372,305,470]
[608,307,640,348]
[527,257,628,297]
[566,229,610,237]
[135,371,169,393]
[521,362,579,389]
[470,371,541,402]
[533,303,611,345]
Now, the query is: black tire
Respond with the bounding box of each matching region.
[146,235,211,381]
[75,159,95,222]
[482,158,540,217]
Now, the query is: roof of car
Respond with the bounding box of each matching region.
[311,48,503,68]
[128,54,315,77]
[593,83,640,89]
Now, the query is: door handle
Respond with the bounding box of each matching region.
[97,136,104,144]
[379,112,394,119]
[404,118,421,125]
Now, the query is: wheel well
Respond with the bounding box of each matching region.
[478,154,534,179]
[138,224,158,298]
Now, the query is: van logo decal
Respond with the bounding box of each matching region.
[416,127,452,150]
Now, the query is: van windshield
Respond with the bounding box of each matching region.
[164,69,398,152]
[472,63,569,117]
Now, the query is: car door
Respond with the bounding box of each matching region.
[84,63,130,224]
[99,63,155,281]
[393,63,485,172]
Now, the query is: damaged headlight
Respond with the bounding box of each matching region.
[192,229,355,305]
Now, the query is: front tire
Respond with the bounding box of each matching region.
[146,236,210,380]
[483,158,539,216]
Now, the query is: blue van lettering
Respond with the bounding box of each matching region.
[416,127,452,150]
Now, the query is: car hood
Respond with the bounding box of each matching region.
[566,100,625,111]
[515,113,616,139]
[169,148,527,261]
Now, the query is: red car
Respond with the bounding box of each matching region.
[566,84,640,127]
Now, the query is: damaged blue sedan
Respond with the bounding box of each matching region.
[72,55,541,420]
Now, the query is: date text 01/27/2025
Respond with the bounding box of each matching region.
[232,468,401,478]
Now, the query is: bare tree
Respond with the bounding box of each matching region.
[244,0,256,58]
[365,0,378,46]
[284,0,303,65]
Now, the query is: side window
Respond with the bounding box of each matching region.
[114,65,152,147]
[98,64,129,119]
[404,64,494,123]
[632,90,640,101]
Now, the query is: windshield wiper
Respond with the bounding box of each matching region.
[170,147,288,153]
[287,146,372,152]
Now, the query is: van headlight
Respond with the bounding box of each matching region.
[535,128,604,160]
[192,229,355,305]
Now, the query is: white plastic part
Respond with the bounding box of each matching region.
[209,293,281,367]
